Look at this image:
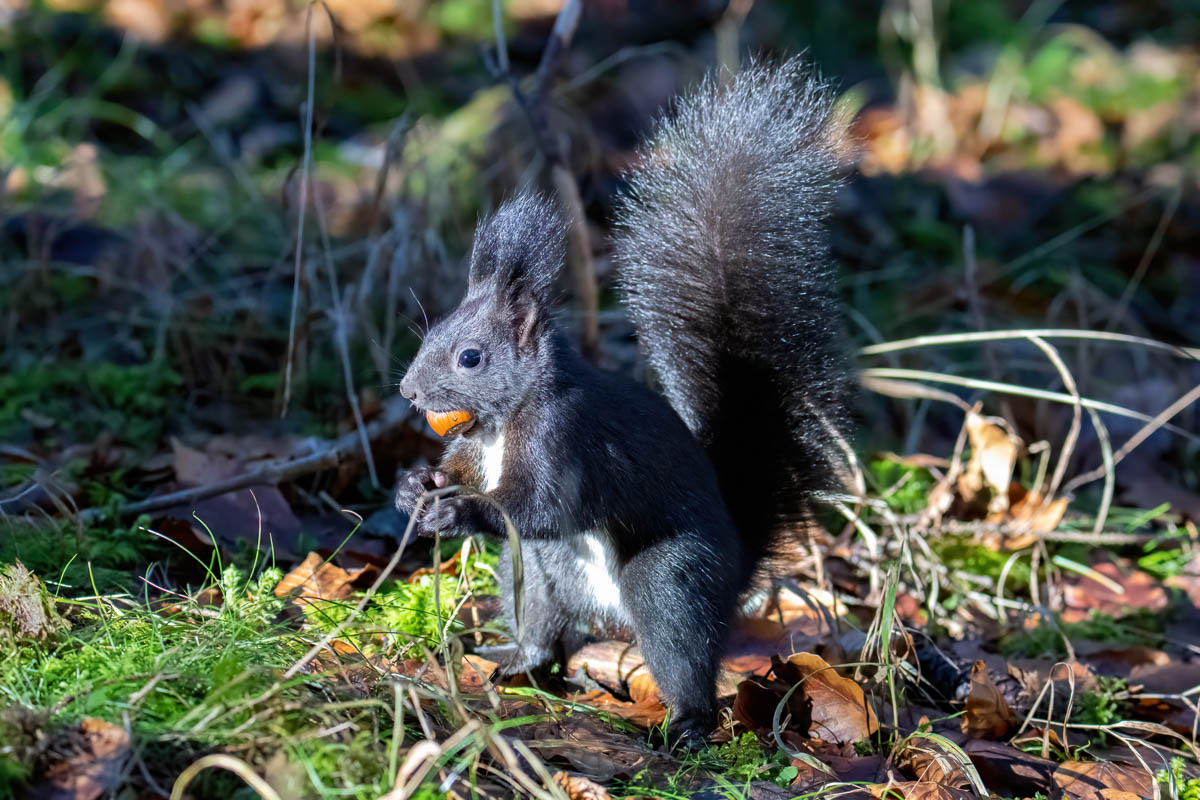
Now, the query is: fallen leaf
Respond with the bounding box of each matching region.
[407,550,462,581]
[776,653,879,744]
[1127,662,1200,735]
[961,661,1016,739]
[1061,561,1169,621]
[1073,643,1170,673]
[732,675,812,734]
[960,412,1020,513]
[459,654,499,693]
[275,552,373,603]
[32,717,131,800]
[899,738,972,788]
[570,669,668,727]
[1006,486,1069,537]
[510,714,665,782]
[553,771,613,800]
[1053,761,1155,800]
[1011,726,1068,759]
[567,640,744,698]
[867,781,975,800]
[1164,553,1200,608]
[965,740,1057,798]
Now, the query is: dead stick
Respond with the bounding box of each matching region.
[79,396,412,523]
[495,0,599,359]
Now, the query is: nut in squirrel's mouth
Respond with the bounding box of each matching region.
[424,409,476,437]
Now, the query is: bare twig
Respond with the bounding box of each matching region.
[861,367,1200,445]
[1108,181,1182,332]
[1063,382,1200,494]
[311,161,381,490]
[1026,335,1080,499]
[78,395,411,523]
[491,0,599,359]
[281,3,318,417]
[860,328,1200,360]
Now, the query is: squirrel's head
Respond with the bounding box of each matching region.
[398,192,566,436]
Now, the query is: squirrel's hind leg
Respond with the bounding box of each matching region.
[484,539,583,674]
[620,539,737,750]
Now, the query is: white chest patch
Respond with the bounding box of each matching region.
[571,531,622,612]
[480,432,505,492]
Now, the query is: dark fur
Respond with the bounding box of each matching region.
[395,59,849,748]
[614,58,852,565]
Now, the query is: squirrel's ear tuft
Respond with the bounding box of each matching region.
[467,192,566,307]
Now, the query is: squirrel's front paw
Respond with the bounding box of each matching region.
[416,495,466,537]
[394,466,449,515]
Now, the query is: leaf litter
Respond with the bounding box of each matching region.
[3,4,1200,798]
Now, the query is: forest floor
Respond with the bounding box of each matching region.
[2,2,1200,799]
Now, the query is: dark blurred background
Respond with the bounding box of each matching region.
[2,0,1198,550]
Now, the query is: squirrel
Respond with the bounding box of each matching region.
[394,57,851,749]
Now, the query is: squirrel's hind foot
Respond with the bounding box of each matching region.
[473,642,554,677]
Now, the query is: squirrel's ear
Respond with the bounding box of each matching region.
[467,192,566,308]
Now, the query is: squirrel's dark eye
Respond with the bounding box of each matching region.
[457,348,482,369]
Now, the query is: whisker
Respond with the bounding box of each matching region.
[410,287,431,335]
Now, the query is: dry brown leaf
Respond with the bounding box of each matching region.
[33,717,131,800]
[1053,761,1155,800]
[1127,662,1200,735]
[961,661,1016,739]
[1074,643,1169,672]
[570,659,668,726]
[512,714,664,782]
[568,640,744,698]
[965,740,1057,798]
[459,654,499,693]
[777,653,879,744]
[901,740,971,788]
[1061,561,1169,622]
[275,552,372,603]
[1011,726,1067,758]
[407,550,462,581]
[104,0,170,42]
[1006,487,1069,536]
[867,780,975,800]
[1046,95,1106,174]
[553,771,613,800]
[570,685,667,727]
[732,675,813,734]
[960,412,1019,513]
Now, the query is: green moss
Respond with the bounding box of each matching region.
[304,573,464,659]
[0,361,182,444]
[1158,758,1200,800]
[998,611,1163,658]
[933,535,1034,589]
[0,517,174,596]
[868,457,937,515]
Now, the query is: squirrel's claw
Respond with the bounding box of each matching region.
[416,495,464,537]
[394,467,447,515]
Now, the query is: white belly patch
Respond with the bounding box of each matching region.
[480,433,505,491]
[570,531,622,612]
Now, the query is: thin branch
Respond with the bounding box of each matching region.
[78,396,411,523]
[859,328,1200,360]
[281,3,318,417]
[490,0,599,359]
[860,367,1200,445]
[1108,180,1182,332]
[1063,382,1200,494]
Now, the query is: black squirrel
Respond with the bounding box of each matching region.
[394,58,851,748]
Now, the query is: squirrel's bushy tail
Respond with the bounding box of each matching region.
[614,58,851,562]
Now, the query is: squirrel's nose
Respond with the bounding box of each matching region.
[399,377,417,403]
